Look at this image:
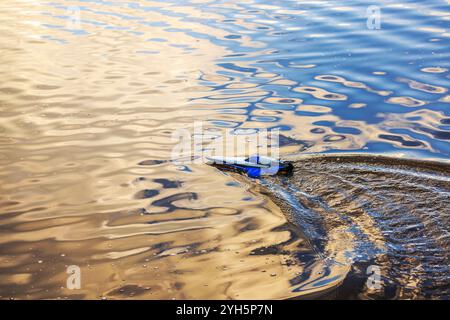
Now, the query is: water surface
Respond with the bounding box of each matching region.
[263,154,449,299]
[0,0,449,299]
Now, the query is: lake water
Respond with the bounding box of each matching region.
[0,0,449,299]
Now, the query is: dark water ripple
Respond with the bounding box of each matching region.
[267,155,450,299]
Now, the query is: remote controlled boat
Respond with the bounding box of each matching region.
[206,155,293,178]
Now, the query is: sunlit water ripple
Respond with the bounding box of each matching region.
[0,0,449,299]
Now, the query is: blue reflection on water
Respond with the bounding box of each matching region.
[42,0,449,158]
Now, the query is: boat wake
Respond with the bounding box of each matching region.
[253,154,449,299]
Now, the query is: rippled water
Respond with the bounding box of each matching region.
[264,155,449,299]
[0,0,449,299]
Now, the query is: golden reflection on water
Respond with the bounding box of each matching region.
[0,0,346,299]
